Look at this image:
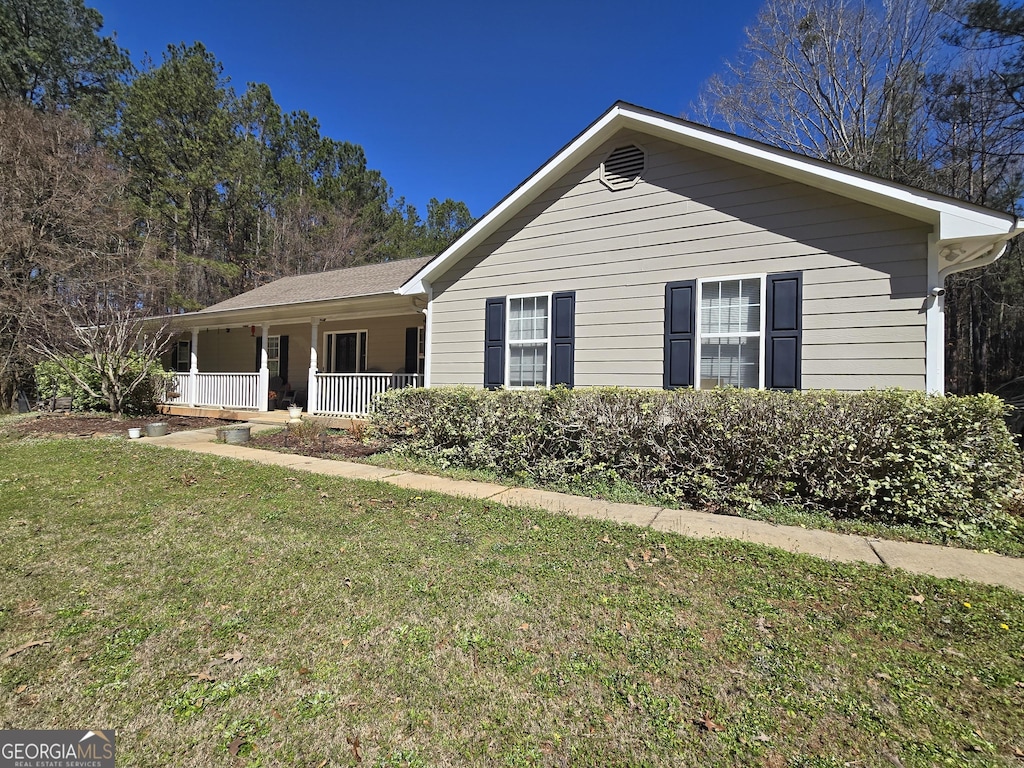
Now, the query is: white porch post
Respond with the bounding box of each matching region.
[307,318,319,415]
[258,323,270,412]
[188,329,199,407]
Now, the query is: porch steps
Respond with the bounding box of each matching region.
[158,404,363,430]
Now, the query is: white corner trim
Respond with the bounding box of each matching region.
[423,281,433,388]
[926,235,944,395]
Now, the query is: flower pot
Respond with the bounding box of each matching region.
[145,422,168,437]
[220,426,251,444]
[287,406,303,423]
[127,427,142,439]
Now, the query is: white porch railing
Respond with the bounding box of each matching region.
[164,373,189,405]
[161,372,260,410]
[192,372,261,409]
[314,373,421,417]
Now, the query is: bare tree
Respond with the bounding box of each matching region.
[692,0,949,184]
[0,98,116,408]
[0,98,171,414]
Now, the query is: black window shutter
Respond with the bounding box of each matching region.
[765,271,802,391]
[171,340,180,372]
[279,336,289,381]
[664,280,696,389]
[405,327,418,374]
[254,336,263,371]
[550,291,576,388]
[484,297,506,389]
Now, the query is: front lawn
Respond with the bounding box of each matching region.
[1,437,1022,767]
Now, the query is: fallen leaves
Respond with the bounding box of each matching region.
[909,594,925,604]
[346,735,362,762]
[2,639,50,660]
[692,711,725,732]
[227,736,244,757]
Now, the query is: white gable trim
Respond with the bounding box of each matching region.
[400,102,1021,296]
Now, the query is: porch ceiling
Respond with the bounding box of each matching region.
[168,292,426,332]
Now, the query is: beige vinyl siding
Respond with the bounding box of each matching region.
[430,130,930,391]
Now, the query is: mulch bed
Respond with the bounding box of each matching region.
[6,411,381,461]
[5,413,239,439]
[248,427,380,460]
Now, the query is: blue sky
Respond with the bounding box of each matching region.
[92,0,766,219]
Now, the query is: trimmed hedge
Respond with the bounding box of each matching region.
[369,386,1023,529]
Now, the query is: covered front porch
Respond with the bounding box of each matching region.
[162,290,426,419]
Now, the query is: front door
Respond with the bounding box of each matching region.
[325,331,367,373]
[334,332,357,373]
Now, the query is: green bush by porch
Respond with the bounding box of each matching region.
[34,355,172,416]
[369,387,1023,533]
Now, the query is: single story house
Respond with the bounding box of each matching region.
[163,102,1023,418]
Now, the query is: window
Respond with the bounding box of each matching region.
[417,326,425,376]
[484,293,575,390]
[508,295,549,387]
[664,272,801,392]
[266,335,281,378]
[697,277,763,389]
[175,339,191,373]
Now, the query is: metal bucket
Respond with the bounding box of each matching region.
[145,422,169,437]
[222,426,251,444]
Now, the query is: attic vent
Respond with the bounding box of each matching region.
[600,144,646,190]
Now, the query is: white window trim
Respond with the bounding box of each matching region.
[505,292,552,389]
[323,329,368,373]
[694,274,767,391]
[266,334,281,378]
[416,326,426,376]
[175,339,191,373]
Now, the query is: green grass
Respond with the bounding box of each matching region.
[361,450,1024,558]
[1,435,1023,767]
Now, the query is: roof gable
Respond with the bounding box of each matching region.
[401,102,1021,294]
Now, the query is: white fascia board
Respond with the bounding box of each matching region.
[169,294,420,331]
[400,103,1020,293]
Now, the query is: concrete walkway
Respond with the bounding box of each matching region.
[144,424,1024,594]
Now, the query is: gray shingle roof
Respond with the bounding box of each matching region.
[196,256,432,315]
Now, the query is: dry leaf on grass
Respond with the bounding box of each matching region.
[625,558,637,572]
[346,735,362,762]
[3,639,50,660]
[693,711,726,732]
[187,670,216,682]
[227,736,244,757]
[909,594,925,604]
[221,650,244,664]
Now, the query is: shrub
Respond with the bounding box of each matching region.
[369,386,1023,530]
[34,355,171,416]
